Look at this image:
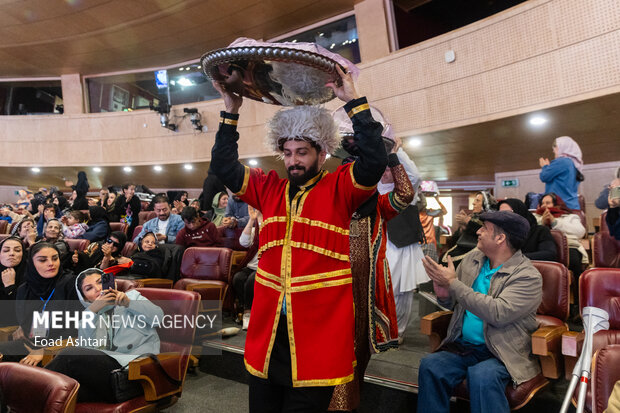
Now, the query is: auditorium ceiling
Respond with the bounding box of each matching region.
[1,91,618,191]
[0,0,355,77]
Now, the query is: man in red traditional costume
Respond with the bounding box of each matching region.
[210,65,388,412]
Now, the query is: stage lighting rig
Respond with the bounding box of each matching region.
[150,102,177,132]
[184,108,203,132]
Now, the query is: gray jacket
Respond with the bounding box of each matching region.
[438,249,542,385]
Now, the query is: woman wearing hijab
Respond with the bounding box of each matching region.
[0,242,78,364]
[11,217,38,248]
[83,206,111,242]
[45,268,163,403]
[128,232,165,278]
[498,199,557,261]
[104,191,119,221]
[207,191,228,226]
[66,171,90,211]
[0,237,27,326]
[441,190,498,268]
[539,136,584,210]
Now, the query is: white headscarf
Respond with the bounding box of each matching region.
[555,136,583,173]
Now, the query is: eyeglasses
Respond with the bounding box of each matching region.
[106,239,121,248]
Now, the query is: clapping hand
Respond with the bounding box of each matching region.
[539,157,550,168]
[422,256,456,298]
[541,208,554,226]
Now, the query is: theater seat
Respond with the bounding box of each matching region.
[0,233,9,243]
[66,238,90,252]
[550,229,570,267]
[75,288,200,413]
[420,260,572,408]
[0,363,79,413]
[561,268,620,412]
[592,230,620,268]
[131,225,143,242]
[174,247,232,311]
[0,220,8,234]
[138,211,156,225]
[216,226,249,251]
[115,278,139,292]
[121,241,138,258]
[591,344,620,413]
[109,222,128,235]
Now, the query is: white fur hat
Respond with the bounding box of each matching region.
[266,105,339,154]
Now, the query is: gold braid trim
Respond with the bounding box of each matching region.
[346,103,370,118]
[255,276,282,292]
[219,117,238,126]
[293,371,355,387]
[288,241,350,262]
[235,166,250,197]
[257,239,286,257]
[291,268,351,284]
[390,163,414,211]
[256,268,282,285]
[348,161,377,191]
[292,216,349,236]
[289,277,352,293]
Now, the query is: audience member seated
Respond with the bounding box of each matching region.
[539,136,584,210]
[595,166,620,210]
[104,191,119,221]
[0,242,78,365]
[189,199,202,213]
[206,191,228,226]
[175,206,219,248]
[0,237,26,326]
[50,190,69,212]
[36,203,61,237]
[61,210,88,239]
[0,205,21,225]
[95,187,109,207]
[37,218,72,269]
[498,199,557,262]
[103,232,166,279]
[113,183,142,240]
[82,206,110,242]
[133,195,184,244]
[419,211,542,413]
[224,193,249,229]
[534,193,587,279]
[74,231,129,273]
[11,217,37,249]
[441,190,497,268]
[605,178,620,240]
[232,206,261,330]
[45,267,164,403]
[173,191,190,209]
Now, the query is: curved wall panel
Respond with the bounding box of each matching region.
[0,0,618,167]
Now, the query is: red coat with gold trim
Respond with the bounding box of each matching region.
[238,163,375,387]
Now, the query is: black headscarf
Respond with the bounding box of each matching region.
[75,171,89,197]
[0,237,27,294]
[498,198,537,228]
[109,231,127,256]
[88,205,108,223]
[23,242,63,299]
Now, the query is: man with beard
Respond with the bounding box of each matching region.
[209,65,387,413]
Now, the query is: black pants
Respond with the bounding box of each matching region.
[45,347,122,403]
[0,339,30,362]
[232,267,256,311]
[249,316,334,413]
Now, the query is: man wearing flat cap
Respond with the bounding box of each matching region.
[419,210,542,413]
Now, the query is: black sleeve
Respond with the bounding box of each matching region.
[344,97,388,187]
[202,173,226,211]
[209,112,246,193]
[523,227,557,261]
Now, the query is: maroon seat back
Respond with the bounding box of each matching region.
[532,260,570,325]
[121,241,138,257]
[65,238,90,252]
[550,229,570,267]
[216,226,249,251]
[136,288,200,353]
[180,247,232,282]
[0,363,79,413]
[592,231,620,268]
[580,268,620,327]
[0,234,9,243]
[138,211,156,225]
[109,222,128,235]
[592,344,620,413]
[132,225,143,241]
[600,211,609,233]
[115,278,139,292]
[0,220,8,234]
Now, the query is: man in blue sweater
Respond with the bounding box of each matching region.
[133,195,184,244]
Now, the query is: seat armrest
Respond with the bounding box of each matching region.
[185,283,228,312]
[137,278,174,289]
[562,330,584,380]
[128,353,186,401]
[532,325,568,379]
[420,310,453,352]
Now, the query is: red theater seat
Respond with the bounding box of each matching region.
[75,288,200,413]
[561,268,620,412]
[591,344,620,413]
[0,220,8,234]
[66,238,90,252]
[138,211,156,225]
[550,229,570,267]
[109,222,128,235]
[592,230,620,268]
[0,363,79,413]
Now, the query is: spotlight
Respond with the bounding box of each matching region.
[529,115,548,126]
[92,167,101,173]
[408,137,422,148]
[153,165,163,172]
[184,108,203,131]
[31,167,41,173]
[123,166,132,173]
[248,159,258,166]
[184,164,193,170]
[150,102,177,132]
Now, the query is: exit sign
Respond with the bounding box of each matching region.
[501,179,519,187]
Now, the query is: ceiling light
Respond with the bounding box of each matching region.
[248,159,258,166]
[31,167,40,173]
[177,77,193,87]
[92,167,101,173]
[408,137,422,148]
[184,164,193,170]
[153,165,163,172]
[179,67,184,71]
[123,166,132,172]
[529,115,548,126]
[185,67,190,70]
[326,154,331,159]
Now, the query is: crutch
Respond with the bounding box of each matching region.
[559,306,609,413]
